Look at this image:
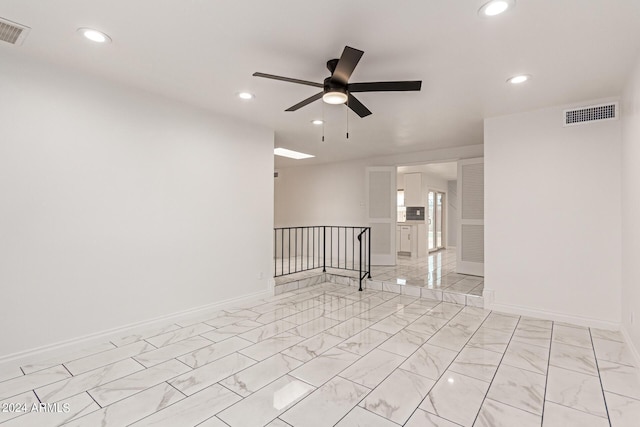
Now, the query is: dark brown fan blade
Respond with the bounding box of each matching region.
[347,93,372,118]
[285,92,324,111]
[253,72,323,88]
[348,81,422,92]
[331,46,364,86]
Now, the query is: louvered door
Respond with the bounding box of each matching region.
[456,158,484,276]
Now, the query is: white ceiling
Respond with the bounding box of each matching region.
[398,162,458,181]
[2,1,639,168]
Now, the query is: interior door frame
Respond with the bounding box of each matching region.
[428,188,446,252]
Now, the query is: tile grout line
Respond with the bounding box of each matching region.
[130,356,150,371]
[13,343,121,377]
[545,340,603,378]
[350,303,488,426]
[215,381,245,399]
[354,405,404,426]
[34,387,43,404]
[164,380,187,398]
[540,323,555,426]
[214,369,318,423]
[218,309,408,421]
[85,389,103,409]
[589,327,613,427]
[61,363,74,377]
[469,313,522,427]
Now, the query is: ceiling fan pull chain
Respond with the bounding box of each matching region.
[346,97,349,139]
[322,101,325,142]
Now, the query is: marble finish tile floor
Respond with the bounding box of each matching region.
[276,248,485,304]
[0,281,639,426]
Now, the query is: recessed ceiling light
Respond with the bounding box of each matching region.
[238,92,255,100]
[507,74,531,84]
[311,119,324,125]
[274,148,315,160]
[78,28,111,43]
[478,0,515,17]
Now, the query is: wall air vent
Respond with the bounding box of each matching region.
[0,17,30,45]
[563,102,618,127]
[274,171,279,178]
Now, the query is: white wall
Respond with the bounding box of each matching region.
[422,173,448,195]
[485,101,622,327]
[396,172,448,205]
[275,159,369,227]
[275,145,483,227]
[0,54,274,358]
[622,56,640,357]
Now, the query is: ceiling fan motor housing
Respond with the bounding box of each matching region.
[323,76,346,95]
[326,58,339,74]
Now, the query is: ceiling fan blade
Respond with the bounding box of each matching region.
[285,92,324,111]
[253,72,323,88]
[347,93,372,118]
[331,46,364,86]
[348,81,422,92]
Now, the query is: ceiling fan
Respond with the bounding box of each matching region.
[253,46,422,118]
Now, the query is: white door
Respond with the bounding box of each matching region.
[456,158,484,276]
[366,166,397,266]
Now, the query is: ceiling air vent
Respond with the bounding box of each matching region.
[0,17,30,46]
[563,102,618,127]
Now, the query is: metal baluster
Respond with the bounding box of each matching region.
[307,227,309,271]
[330,227,333,268]
[358,231,363,291]
[344,227,347,270]
[322,226,326,272]
[368,228,372,278]
[352,228,355,271]
[337,227,340,269]
[313,227,315,269]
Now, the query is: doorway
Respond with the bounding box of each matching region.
[396,162,457,259]
[428,190,445,252]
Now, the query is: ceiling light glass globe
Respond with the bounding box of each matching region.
[323,92,348,105]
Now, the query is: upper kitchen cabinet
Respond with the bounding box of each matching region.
[404,173,423,206]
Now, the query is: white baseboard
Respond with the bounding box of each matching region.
[0,289,272,367]
[621,327,640,370]
[486,300,620,330]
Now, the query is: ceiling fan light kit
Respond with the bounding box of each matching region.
[323,89,348,105]
[253,45,422,118]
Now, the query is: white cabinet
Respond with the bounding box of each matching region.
[397,223,427,257]
[399,226,411,252]
[404,173,422,206]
